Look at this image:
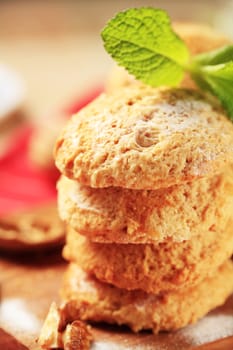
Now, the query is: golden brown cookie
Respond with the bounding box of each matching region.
[57,170,233,243]
[60,261,233,333]
[0,204,65,252]
[55,87,233,190]
[106,22,230,92]
[63,224,233,294]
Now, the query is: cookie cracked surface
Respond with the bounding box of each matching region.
[55,87,233,190]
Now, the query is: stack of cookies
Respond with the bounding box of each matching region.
[54,85,233,333]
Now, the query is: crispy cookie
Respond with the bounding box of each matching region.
[60,261,233,333]
[57,171,233,243]
[63,225,233,294]
[106,22,230,92]
[55,87,233,190]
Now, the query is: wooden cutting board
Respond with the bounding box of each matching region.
[0,251,233,350]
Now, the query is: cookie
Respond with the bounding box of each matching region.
[60,261,233,333]
[57,170,233,243]
[106,22,230,92]
[63,224,233,294]
[0,204,65,252]
[55,87,233,190]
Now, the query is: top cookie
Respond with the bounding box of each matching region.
[55,86,233,190]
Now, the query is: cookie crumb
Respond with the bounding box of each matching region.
[38,302,92,350]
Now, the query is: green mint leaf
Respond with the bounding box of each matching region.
[193,45,233,66]
[102,7,233,121]
[191,62,233,120]
[101,7,190,87]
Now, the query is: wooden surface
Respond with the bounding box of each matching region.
[0,251,233,350]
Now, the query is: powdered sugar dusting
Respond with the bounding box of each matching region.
[0,298,41,333]
[180,313,233,345]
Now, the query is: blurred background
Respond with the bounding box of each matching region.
[0,0,233,116]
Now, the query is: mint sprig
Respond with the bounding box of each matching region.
[193,45,233,66]
[101,7,233,121]
[101,8,190,87]
[190,61,233,118]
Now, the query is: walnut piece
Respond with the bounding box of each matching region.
[38,302,63,348]
[63,320,93,350]
[38,302,92,350]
